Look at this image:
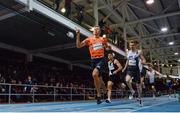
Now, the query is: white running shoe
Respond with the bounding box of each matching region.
[129,90,135,100]
[105,99,111,103]
[153,94,156,99]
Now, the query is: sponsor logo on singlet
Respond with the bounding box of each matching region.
[92,43,103,51]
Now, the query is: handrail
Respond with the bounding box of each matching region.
[0,83,127,103]
[0,83,94,90]
[0,83,175,104]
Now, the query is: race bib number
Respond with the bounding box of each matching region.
[129,60,136,66]
[108,63,115,70]
[92,43,103,50]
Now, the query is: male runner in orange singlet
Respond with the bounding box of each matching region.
[76,26,110,104]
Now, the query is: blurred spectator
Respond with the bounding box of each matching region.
[111,28,118,44]
[24,75,34,102]
[0,74,5,83]
[65,0,72,18]
[0,74,5,95]
[24,76,34,93]
[55,0,62,11]
[104,24,112,35]
[76,5,84,24]
[99,17,106,35]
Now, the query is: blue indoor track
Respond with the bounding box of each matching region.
[0,95,180,112]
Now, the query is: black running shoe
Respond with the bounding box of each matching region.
[137,98,140,101]
[139,99,143,107]
[97,96,102,104]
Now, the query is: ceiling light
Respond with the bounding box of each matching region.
[170,64,173,67]
[61,8,66,13]
[103,34,106,38]
[90,27,94,31]
[161,27,168,32]
[161,64,164,66]
[178,59,180,62]
[146,0,154,5]
[174,52,179,55]
[168,42,174,45]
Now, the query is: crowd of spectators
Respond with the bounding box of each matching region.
[0,49,179,103]
[0,49,94,103]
